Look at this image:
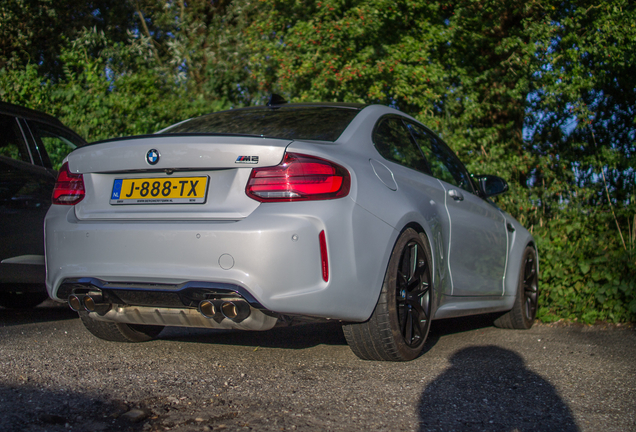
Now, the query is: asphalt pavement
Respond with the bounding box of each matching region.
[1,300,634,432]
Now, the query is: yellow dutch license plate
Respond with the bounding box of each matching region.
[109,176,209,205]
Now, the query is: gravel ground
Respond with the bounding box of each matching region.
[1,300,634,432]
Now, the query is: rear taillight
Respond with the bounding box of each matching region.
[246,153,350,202]
[52,162,85,205]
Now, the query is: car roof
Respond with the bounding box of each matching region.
[231,102,368,110]
[0,101,66,126]
[0,100,87,144]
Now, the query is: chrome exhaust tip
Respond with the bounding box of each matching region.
[69,293,110,314]
[83,294,100,312]
[198,300,224,323]
[198,300,217,319]
[221,301,250,323]
[198,299,251,323]
[68,295,82,312]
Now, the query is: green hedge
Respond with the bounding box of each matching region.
[535,210,636,323]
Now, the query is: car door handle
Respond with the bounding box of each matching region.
[448,189,464,201]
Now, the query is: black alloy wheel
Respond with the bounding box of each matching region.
[494,245,539,330]
[343,228,433,361]
[396,239,432,348]
[522,250,538,322]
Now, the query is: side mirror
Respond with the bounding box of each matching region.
[475,175,509,198]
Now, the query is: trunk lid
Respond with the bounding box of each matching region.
[67,135,290,221]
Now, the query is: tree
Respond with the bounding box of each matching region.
[123,0,256,105]
[0,0,135,79]
[524,0,636,322]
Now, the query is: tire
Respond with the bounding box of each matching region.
[0,291,48,309]
[79,312,164,342]
[494,245,539,329]
[343,228,433,361]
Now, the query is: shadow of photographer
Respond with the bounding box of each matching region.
[418,345,578,431]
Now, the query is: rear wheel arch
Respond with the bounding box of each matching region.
[401,222,440,292]
[343,226,435,361]
[401,221,435,254]
[362,221,431,316]
[374,221,437,305]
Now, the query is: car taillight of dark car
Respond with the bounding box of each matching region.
[52,162,85,205]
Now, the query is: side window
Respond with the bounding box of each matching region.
[407,123,474,193]
[28,121,80,170]
[0,114,31,163]
[373,117,429,173]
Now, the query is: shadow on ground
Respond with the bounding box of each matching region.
[413,313,502,359]
[418,345,579,431]
[159,320,349,350]
[0,384,144,432]
[159,313,506,352]
[0,299,77,328]
[429,313,502,337]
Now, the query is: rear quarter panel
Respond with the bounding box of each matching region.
[288,106,452,315]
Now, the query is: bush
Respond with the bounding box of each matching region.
[535,210,636,323]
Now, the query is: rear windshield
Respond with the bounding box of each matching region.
[161,107,360,142]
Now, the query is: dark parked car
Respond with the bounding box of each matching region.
[0,101,86,308]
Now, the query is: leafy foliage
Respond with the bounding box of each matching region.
[536,210,636,323]
[0,0,135,78]
[0,29,228,141]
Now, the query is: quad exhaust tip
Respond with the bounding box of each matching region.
[83,294,100,312]
[221,300,250,322]
[67,294,110,314]
[198,299,251,323]
[68,294,82,312]
[198,300,217,319]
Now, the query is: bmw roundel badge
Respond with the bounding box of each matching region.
[146,149,160,165]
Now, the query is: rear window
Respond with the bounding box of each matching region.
[161,107,360,142]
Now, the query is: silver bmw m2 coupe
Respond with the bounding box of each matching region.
[45,100,538,361]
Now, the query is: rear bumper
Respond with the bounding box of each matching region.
[45,197,395,322]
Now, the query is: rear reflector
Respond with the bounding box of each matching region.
[52,162,85,205]
[246,153,350,202]
[319,230,329,282]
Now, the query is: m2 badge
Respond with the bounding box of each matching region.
[235,156,259,164]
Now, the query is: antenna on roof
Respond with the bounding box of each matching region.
[267,94,287,107]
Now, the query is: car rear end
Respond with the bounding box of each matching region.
[44,105,392,332]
